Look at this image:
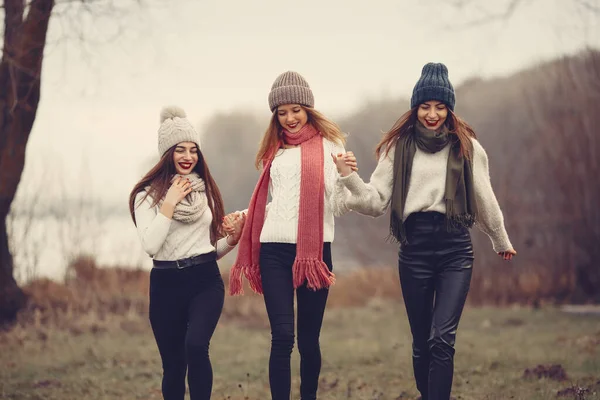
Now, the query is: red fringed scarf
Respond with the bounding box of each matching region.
[229,124,335,295]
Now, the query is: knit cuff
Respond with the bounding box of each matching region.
[338,172,366,195]
[215,236,236,260]
[488,226,513,253]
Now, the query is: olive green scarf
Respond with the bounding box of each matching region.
[390,121,477,244]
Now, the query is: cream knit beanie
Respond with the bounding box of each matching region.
[157,106,201,157]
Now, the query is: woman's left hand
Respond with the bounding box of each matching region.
[498,248,517,261]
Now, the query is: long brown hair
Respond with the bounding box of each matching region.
[255,106,347,169]
[375,107,477,160]
[128,146,225,244]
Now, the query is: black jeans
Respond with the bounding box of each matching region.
[259,242,333,400]
[399,212,474,400]
[149,258,224,400]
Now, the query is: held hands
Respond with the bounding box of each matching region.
[498,249,517,261]
[222,211,247,246]
[164,176,193,206]
[331,151,358,177]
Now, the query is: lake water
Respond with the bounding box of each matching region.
[10,212,165,282]
[8,208,368,283]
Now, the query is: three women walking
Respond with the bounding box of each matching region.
[130,64,516,400]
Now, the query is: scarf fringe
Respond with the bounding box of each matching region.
[388,211,408,245]
[228,264,244,296]
[292,258,335,291]
[228,263,263,296]
[445,199,476,230]
[384,232,401,245]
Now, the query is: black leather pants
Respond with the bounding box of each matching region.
[398,212,474,400]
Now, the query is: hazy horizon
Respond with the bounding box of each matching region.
[13,0,600,208]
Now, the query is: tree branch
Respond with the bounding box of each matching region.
[1,0,114,8]
[449,0,529,29]
[575,0,600,13]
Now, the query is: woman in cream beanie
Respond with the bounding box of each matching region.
[129,106,245,400]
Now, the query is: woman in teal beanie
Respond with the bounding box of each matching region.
[334,63,517,399]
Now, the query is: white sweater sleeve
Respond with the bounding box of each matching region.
[338,146,395,218]
[215,237,235,260]
[134,191,172,257]
[472,139,513,253]
[328,141,351,217]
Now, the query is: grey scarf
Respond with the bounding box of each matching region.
[390,121,477,244]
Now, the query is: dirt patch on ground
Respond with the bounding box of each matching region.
[523,364,568,381]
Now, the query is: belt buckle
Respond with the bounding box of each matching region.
[176,259,184,269]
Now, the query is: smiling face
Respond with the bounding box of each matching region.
[172,142,199,175]
[276,104,308,134]
[417,100,448,130]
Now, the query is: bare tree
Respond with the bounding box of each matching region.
[0,0,153,325]
[0,0,55,325]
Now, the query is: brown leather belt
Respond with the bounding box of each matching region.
[152,252,217,270]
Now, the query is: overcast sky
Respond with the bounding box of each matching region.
[17,0,600,206]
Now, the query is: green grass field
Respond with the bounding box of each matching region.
[1,302,599,400]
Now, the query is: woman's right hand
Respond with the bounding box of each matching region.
[332,151,358,177]
[164,176,192,206]
[498,248,517,261]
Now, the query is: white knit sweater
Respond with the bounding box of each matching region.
[340,138,513,252]
[259,138,350,243]
[134,191,235,261]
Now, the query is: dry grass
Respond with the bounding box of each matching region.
[1,257,599,399]
[12,255,581,333]
[12,256,404,332]
[1,303,599,399]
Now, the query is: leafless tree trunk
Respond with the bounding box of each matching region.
[0,0,55,325]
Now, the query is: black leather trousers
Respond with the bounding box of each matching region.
[398,212,474,400]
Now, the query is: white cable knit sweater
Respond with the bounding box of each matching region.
[340,138,513,253]
[259,138,351,243]
[134,191,235,261]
